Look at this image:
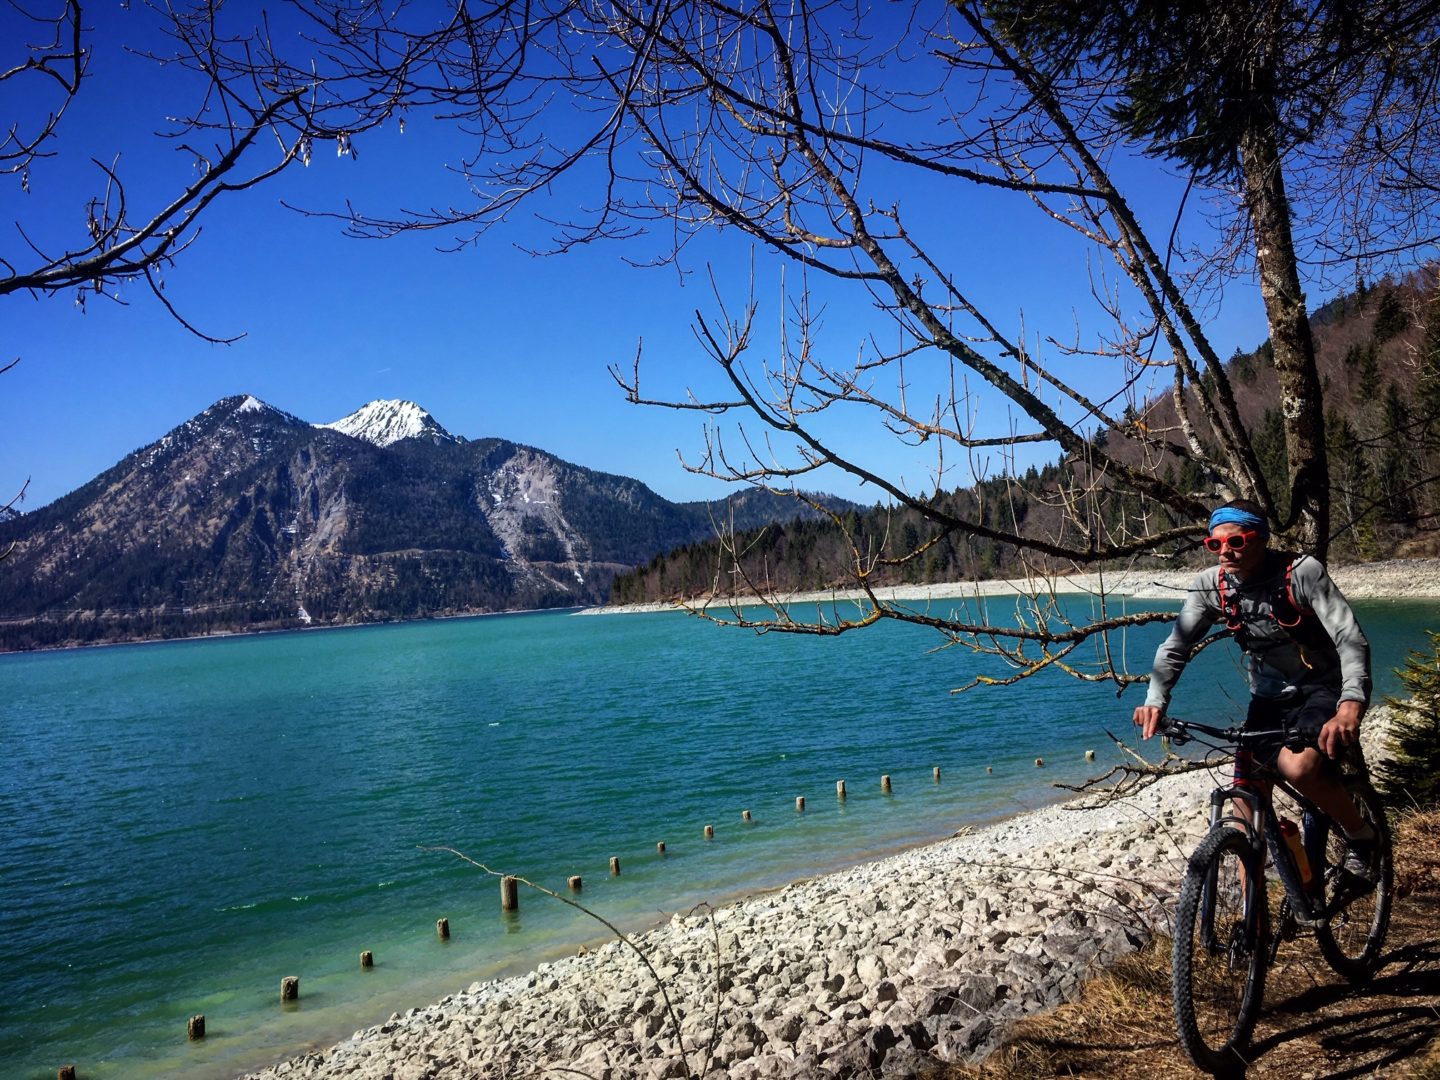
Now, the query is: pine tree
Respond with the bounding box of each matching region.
[1380,382,1416,524]
[1379,631,1440,809]
[1372,287,1410,343]
[1420,288,1440,448]
[1358,345,1383,400]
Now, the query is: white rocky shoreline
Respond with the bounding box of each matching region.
[240,560,1434,1080]
[243,776,1205,1080]
[580,557,1440,616]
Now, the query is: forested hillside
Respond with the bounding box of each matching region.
[612,272,1440,605]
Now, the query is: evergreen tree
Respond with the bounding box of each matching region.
[1420,289,1440,448]
[1380,382,1417,524]
[1325,410,1378,557]
[1379,631,1440,809]
[1229,346,1257,384]
[1358,345,1383,401]
[1372,287,1409,343]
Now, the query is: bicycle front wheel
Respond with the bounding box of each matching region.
[1315,779,1393,983]
[1173,826,1268,1075]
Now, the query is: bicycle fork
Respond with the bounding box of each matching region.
[1208,784,1329,934]
[1203,785,1268,957]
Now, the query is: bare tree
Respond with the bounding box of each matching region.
[0,1,324,337]
[110,0,1440,687]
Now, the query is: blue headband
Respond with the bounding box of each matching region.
[1208,506,1269,537]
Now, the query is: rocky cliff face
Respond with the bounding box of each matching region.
[0,396,845,649]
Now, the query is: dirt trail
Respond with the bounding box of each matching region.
[941,813,1440,1079]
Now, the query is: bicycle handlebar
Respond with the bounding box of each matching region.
[1157,717,1288,748]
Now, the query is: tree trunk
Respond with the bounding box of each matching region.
[1238,117,1330,559]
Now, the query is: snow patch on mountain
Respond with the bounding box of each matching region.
[220,395,305,425]
[320,400,461,447]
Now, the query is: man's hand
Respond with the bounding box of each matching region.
[1318,699,1364,759]
[1133,704,1165,740]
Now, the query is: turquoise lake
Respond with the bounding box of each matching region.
[2,596,1434,1078]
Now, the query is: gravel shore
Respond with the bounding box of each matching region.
[242,709,1399,1080]
[581,557,1440,615]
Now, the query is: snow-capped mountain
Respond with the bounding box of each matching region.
[319,399,461,447]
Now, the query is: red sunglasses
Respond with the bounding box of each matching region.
[1204,529,1260,552]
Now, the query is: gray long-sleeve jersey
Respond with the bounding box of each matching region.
[1143,553,1371,711]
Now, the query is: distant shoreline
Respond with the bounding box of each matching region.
[9,557,1436,656]
[577,556,1440,616]
[0,604,586,658]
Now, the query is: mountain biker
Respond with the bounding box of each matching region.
[1132,499,1378,888]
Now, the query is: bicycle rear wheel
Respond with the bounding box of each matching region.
[1315,779,1393,983]
[1173,826,1268,1075]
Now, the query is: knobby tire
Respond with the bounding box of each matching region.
[1173,826,1267,1076]
[1314,779,1393,983]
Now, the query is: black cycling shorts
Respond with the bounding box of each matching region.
[1244,687,1340,766]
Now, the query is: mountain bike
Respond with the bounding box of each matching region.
[1159,718,1393,1076]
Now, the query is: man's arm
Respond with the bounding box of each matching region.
[1295,557,1371,757]
[1295,557,1371,707]
[1135,573,1218,739]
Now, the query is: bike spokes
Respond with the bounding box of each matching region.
[1174,828,1267,1073]
[1315,781,1393,983]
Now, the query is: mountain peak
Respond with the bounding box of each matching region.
[319,400,460,447]
[207,394,306,426]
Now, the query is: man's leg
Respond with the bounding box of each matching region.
[1275,746,1366,834]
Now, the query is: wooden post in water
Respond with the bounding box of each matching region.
[881,774,892,794]
[795,796,806,812]
[58,1068,77,1080]
[704,825,714,840]
[281,976,300,1002]
[742,809,752,822]
[933,766,942,783]
[610,856,621,876]
[568,875,583,892]
[500,876,519,912]
[188,1015,206,1041]
[836,779,847,800]
[360,951,374,969]
[656,841,666,854]
[436,918,450,940]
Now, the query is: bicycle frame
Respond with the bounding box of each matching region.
[1205,777,1331,930]
[1174,717,1342,930]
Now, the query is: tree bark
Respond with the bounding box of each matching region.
[1239,116,1330,558]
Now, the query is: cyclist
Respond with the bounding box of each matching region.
[1132,499,1378,888]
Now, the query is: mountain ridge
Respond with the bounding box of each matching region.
[0,396,854,650]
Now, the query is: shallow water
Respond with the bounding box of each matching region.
[1,597,1431,1078]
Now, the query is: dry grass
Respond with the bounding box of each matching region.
[1395,808,1440,899]
[933,807,1440,1079]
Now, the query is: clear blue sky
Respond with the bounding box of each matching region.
[2,4,1280,514]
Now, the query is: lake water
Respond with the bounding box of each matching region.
[1,596,1433,1078]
